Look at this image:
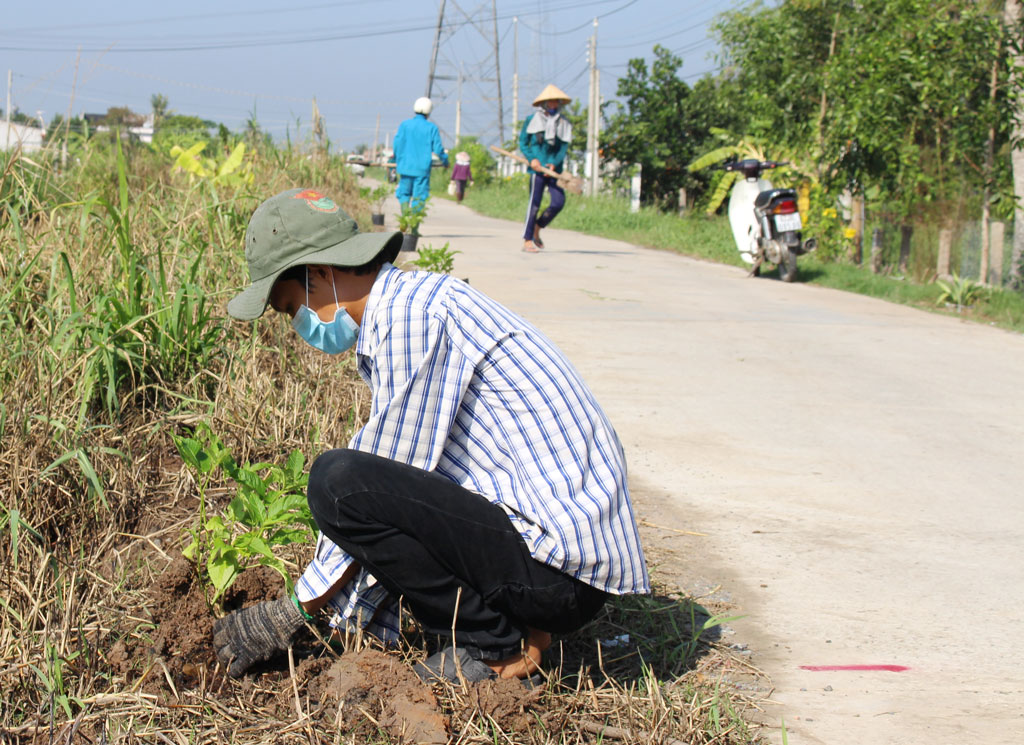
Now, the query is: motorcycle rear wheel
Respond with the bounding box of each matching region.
[778,244,798,282]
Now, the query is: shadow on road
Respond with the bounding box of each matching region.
[553,592,726,685]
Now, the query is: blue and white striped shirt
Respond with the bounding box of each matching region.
[296,264,649,640]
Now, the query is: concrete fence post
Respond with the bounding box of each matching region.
[989,220,1005,286]
[937,227,953,279]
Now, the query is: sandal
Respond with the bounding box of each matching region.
[522,243,540,253]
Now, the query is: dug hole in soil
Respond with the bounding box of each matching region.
[126,555,541,743]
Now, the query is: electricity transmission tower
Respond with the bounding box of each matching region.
[426,0,505,146]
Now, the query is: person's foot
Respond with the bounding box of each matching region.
[522,241,540,253]
[483,629,551,679]
[532,225,544,249]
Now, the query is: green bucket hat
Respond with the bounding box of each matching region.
[227,187,403,320]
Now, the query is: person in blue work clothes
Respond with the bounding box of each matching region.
[519,84,573,253]
[393,97,448,213]
[212,186,650,685]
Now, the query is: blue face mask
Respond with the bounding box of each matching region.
[545,105,559,115]
[291,267,359,355]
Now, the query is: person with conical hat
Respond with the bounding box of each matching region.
[518,84,573,252]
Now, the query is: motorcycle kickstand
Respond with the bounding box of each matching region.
[747,256,764,278]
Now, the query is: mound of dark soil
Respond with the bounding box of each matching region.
[306,648,448,743]
[148,555,214,665]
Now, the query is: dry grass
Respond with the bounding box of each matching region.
[0,137,769,744]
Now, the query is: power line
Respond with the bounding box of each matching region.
[4,1,402,34]
[517,0,641,36]
[601,10,723,50]
[92,64,410,108]
[0,0,618,53]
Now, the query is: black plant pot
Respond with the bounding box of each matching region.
[400,233,420,252]
[371,213,385,226]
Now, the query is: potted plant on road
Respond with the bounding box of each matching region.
[370,184,389,226]
[397,199,428,252]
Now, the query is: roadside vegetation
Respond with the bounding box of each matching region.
[434,175,1024,333]
[437,0,1024,333]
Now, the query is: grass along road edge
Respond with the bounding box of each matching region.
[422,171,1024,334]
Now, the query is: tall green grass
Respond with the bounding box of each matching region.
[0,135,368,536]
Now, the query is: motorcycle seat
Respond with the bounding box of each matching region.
[754,187,797,210]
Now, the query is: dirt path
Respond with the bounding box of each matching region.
[394,192,1024,744]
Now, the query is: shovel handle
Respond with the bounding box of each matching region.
[488,145,582,195]
[489,145,558,179]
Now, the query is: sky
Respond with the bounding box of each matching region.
[1,0,744,152]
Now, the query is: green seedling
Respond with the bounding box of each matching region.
[411,241,460,275]
[174,425,314,604]
[370,184,389,212]
[396,199,429,235]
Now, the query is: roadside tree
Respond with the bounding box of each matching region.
[603,45,744,209]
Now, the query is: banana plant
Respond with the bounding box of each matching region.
[687,129,802,214]
[169,141,253,187]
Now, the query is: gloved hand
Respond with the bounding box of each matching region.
[212,596,306,678]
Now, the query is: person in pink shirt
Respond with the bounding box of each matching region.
[450,151,473,203]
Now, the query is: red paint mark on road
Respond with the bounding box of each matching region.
[800,664,909,672]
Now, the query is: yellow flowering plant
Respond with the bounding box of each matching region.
[802,184,848,261]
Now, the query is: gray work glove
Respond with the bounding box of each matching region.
[212,596,305,678]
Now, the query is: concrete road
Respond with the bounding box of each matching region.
[388,191,1024,744]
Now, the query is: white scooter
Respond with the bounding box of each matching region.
[721,159,816,282]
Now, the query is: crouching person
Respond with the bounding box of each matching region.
[213,187,650,683]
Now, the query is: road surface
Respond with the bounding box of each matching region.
[381,188,1024,744]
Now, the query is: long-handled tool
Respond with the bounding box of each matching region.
[489,145,584,195]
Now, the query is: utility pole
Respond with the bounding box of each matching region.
[5,69,11,150]
[586,19,600,196]
[512,17,519,131]
[62,48,81,169]
[492,0,504,145]
[373,113,380,161]
[426,0,448,98]
[455,66,463,146]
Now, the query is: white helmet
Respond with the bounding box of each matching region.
[414,97,433,116]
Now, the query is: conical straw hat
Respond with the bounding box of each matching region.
[532,84,571,107]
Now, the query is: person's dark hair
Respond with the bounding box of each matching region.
[276,264,307,286]
[347,254,387,276]
[275,254,385,286]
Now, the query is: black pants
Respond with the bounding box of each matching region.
[522,172,566,239]
[307,449,607,660]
